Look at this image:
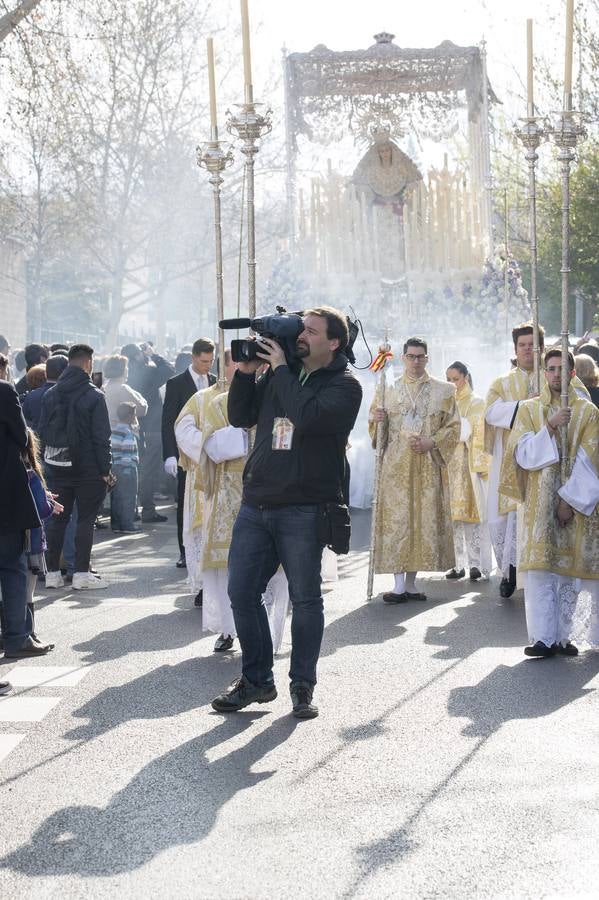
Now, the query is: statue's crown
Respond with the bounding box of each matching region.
[370,124,392,143]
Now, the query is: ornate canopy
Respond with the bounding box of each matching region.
[284,33,498,148]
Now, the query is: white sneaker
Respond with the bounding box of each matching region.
[45,571,64,589]
[72,572,108,590]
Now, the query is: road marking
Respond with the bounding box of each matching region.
[0,697,62,722]
[5,666,90,688]
[0,734,25,763]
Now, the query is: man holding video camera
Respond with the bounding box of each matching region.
[211,306,362,719]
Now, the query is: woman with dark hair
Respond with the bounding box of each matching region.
[445,361,492,581]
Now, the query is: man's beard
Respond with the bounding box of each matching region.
[295,341,309,359]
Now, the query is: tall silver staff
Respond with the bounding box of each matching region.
[367,334,392,602]
[548,0,586,480]
[227,0,272,319]
[515,19,544,394]
[197,38,234,389]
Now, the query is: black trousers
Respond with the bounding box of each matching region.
[46,475,106,573]
[139,431,163,515]
[177,467,186,555]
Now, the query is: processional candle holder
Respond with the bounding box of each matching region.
[367,332,392,602]
[547,99,586,480]
[197,132,235,390]
[515,113,545,394]
[227,88,273,319]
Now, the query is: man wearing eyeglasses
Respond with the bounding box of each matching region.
[499,349,599,657]
[369,337,460,602]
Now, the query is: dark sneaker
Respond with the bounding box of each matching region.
[211,676,277,712]
[382,591,408,604]
[214,634,234,652]
[194,590,203,608]
[142,512,168,523]
[0,681,11,696]
[469,567,482,580]
[499,577,516,598]
[556,642,579,656]
[445,568,465,580]
[290,682,318,719]
[405,591,427,601]
[524,641,556,658]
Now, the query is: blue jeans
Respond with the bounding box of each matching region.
[0,530,33,652]
[63,502,77,574]
[228,503,325,688]
[110,465,138,531]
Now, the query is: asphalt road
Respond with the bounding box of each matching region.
[1,505,598,899]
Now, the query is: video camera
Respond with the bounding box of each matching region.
[219,306,359,367]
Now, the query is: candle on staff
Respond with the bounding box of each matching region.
[564,0,574,109]
[206,38,218,135]
[526,19,534,117]
[240,0,253,100]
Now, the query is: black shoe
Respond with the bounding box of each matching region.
[211,676,277,712]
[4,636,52,658]
[194,590,203,608]
[0,681,11,696]
[445,568,465,580]
[524,641,556,658]
[290,681,319,719]
[556,642,579,656]
[383,591,408,604]
[214,634,234,652]
[405,591,427,601]
[142,513,168,523]
[469,567,482,580]
[31,633,55,651]
[94,519,107,530]
[176,555,187,569]
[499,578,516,599]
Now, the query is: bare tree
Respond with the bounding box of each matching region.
[0,0,42,43]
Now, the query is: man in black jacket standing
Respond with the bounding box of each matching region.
[39,344,112,591]
[161,337,216,567]
[0,379,52,660]
[121,343,174,523]
[212,307,362,719]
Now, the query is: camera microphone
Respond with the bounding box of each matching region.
[219,317,253,329]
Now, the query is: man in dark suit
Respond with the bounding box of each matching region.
[161,338,215,568]
[0,379,53,661]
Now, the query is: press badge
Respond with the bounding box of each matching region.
[272,417,294,450]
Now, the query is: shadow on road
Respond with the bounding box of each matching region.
[0,714,298,877]
[345,647,599,897]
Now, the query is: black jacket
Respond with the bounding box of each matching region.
[0,381,41,532]
[161,368,216,460]
[228,354,362,507]
[39,365,111,479]
[127,354,174,434]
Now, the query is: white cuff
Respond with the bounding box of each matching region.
[203,425,247,463]
[514,426,559,471]
[485,398,518,429]
[558,446,599,515]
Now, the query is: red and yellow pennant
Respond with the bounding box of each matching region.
[369,349,393,372]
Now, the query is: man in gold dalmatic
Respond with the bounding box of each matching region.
[499,349,599,657]
[485,322,590,598]
[370,337,460,602]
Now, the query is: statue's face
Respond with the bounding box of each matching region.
[378,144,393,166]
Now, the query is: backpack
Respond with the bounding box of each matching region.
[43,382,91,470]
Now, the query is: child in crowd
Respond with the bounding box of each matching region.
[23,429,59,641]
[110,401,140,534]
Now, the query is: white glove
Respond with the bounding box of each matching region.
[164,456,178,477]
